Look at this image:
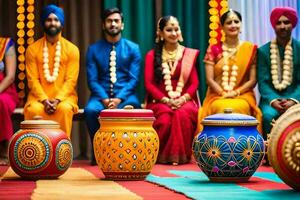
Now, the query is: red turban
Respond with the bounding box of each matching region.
[270,7,298,29]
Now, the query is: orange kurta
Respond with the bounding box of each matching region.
[197,41,262,133]
[24,35,79,137]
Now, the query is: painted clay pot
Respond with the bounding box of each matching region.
[268,104,300,190]
[93,109,159,180]
[8,119,73,179]
[193,109,265,182]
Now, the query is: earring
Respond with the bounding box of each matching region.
[178,35,184,42]
[160,37,164,41]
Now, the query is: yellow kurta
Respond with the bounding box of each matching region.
[24,35,80,138]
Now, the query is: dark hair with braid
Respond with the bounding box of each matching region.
[154,15,177,83]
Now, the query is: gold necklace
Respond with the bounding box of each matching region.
[162,46,180,62]
[161,45,184,99]
[221,43,239,91]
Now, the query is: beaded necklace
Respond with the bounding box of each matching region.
[162,45,184,99]
[270,39,293,91]
[42,40,61,83]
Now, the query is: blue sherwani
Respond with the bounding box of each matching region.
[257,38,300,138]
[84,38,141,142]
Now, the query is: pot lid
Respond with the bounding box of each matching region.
[99,107,154,120]
[202,108,258,126]
[20,116,60,129]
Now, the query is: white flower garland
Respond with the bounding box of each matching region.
[43,40,61,83]
[109,45,117,84]
[221,44,239,92]
[162,45,184,99]
[270,39,293,91]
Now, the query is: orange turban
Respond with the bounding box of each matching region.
[270,7,298,29]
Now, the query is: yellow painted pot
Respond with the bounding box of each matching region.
[93,109,159,180]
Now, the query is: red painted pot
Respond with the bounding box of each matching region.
[8,119,73,179]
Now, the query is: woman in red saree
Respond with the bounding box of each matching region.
[197,10,262,133]
[0,37,18,165]
[145,16,199,165]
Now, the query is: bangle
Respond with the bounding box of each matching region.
[181,96,187,103]
[160,97,170,104]
[218,90,224,96]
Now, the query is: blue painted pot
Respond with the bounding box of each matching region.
[192,110,265,182]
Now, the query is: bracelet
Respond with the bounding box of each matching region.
[160,97,170,104]
[181,96,187,103]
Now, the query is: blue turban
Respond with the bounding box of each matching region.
[41,4,65,26]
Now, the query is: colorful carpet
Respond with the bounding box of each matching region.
[146,163,300,200]
[1,161,299,199]
[0,161,188,200]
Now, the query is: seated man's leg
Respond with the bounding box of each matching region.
[84,98,105,143]
[24,101,45,120]
[54,102,74,138]
[118,95,141,108]
[260,104,279,139]
[84,98,105,165]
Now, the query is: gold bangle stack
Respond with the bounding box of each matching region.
[181,96,187,103]
[160,97,170,104]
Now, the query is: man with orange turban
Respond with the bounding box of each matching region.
[257,7,300,140]
[24,4,80,138]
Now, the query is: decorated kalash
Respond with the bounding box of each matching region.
[93,107,159,180]
[8,117,73,179]
[192,106,300,191]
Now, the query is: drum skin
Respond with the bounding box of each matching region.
[269,104,300,191]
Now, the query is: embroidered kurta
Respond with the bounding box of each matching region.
[24,36,79,137]
[145,48,199,164]
[198,41,262,133]
[0,37,18,141]
[257,38,300,137]
[84,38,141,143]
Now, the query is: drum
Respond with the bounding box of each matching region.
[268,104,300,190]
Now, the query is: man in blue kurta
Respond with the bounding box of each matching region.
[257,7,300,139]
[85,7,141,165]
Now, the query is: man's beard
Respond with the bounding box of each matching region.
[44,26,62,36]
[104,28,121,37]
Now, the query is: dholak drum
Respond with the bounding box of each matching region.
[268,104,300,190]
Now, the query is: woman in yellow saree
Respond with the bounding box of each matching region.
[197,9,262,133]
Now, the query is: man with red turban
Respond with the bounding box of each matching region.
[24,4,80,138]
[257,7,300,141]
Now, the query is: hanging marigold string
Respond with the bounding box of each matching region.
[16,0,35,106]
[208,0,228,45]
